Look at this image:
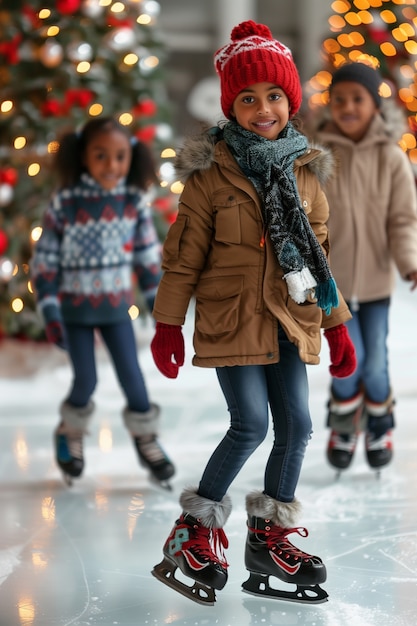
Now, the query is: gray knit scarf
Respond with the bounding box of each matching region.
[223,120,338,314]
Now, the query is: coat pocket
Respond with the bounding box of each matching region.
[285,295,321,337]
[213,190,244,244]
[195,275,244,335]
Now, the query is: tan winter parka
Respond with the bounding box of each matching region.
[316,113,417,303]
[153,132,351,367]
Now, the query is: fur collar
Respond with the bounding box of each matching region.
[175,129,334,188]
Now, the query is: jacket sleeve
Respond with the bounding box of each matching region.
[302,167,352,329]
[132,194,163,311]
[30,194,64,323]
[153,172,214,325]
[386,147,417,279]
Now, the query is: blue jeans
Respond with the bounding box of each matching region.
[331,298,391,403]
[198,328,312,504]
[65,319,150,412]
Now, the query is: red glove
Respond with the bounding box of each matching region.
[324,324,356,378]
[151,322,185,379]
[45,320,67,350]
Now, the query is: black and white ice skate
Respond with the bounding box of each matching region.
[365,429,393,477]
[152,513,229,605]
[133,434,175,490]
[243,517,328,604]
[54,425,84,486]
[327,430,358,477]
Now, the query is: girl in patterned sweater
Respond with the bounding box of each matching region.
[31,117,175,487]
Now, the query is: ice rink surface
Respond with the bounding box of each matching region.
[1,279,416,626]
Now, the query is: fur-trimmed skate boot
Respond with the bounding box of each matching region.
[242,491,328,604]
[152,487,231,605]
[326,390,365,472]
[123,404,175,487]
[54,400,94,485]
[365,393,395,471]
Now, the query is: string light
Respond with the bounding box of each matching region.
[128,305,139,320]
[89,103,103,116]
[170,181,184,195]
[1,100,13,113]
[14,137,26,149]
[0,1,176,339]
[308,0,417,170]
[28,163,41,177]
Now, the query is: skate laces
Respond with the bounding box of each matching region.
[366,430,392,451]
[135,435,167,464]
[251,523,315,561]
[329,431,357,452]
[182,520,229,568]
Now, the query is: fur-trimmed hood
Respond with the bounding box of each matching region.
[174,127,335,189]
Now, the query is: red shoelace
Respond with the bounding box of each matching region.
[249,523,314,562]
[183,522,229,568]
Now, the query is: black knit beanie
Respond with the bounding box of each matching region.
[330,63,382,108]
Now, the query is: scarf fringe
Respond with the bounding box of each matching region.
[315,278,339,315]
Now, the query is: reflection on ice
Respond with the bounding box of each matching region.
[0,281,416,625]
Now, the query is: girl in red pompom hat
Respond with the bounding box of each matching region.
[150,20,356,605]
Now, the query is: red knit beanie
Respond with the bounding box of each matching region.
[214,20,302,120]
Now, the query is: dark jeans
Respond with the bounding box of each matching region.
[198,328,312,504]
[65,319,150,412]
[332,298,391,403]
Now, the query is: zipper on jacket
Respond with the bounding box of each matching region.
[260,228,267,248]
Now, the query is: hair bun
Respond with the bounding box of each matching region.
[230,20,273,41]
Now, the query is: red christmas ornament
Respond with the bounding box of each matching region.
[56,0,81,14]
[107,16,134,28]
[63,88,95,112]
[165,211,178,225]
[1,168,18,186]
[0,34,22,65]
[22,5,41,29]
[154,197,171,214]
[41,99,62,117]
[134,99,157,117]
[0,229,9,256]
[135,126,156,143]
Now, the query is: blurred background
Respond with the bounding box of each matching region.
[1,4,417,624]
[0,0,416,352]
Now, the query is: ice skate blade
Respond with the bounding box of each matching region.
[149,474,173,491]
[242,572,328,604]
[152,557,216,606]
[61,472,74,487]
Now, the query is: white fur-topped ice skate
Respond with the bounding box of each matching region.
[242,491,328,604]
[152,488,231,605]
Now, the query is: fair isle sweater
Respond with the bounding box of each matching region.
[31,173,162,326]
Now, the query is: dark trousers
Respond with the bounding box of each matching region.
[65,319,150,413]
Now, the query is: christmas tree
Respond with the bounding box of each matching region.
[306,0,417,172]
[0,0,177,340]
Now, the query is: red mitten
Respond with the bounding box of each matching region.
[324,324,356,378]
[45,320,67,350]
[151,322,185,379]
